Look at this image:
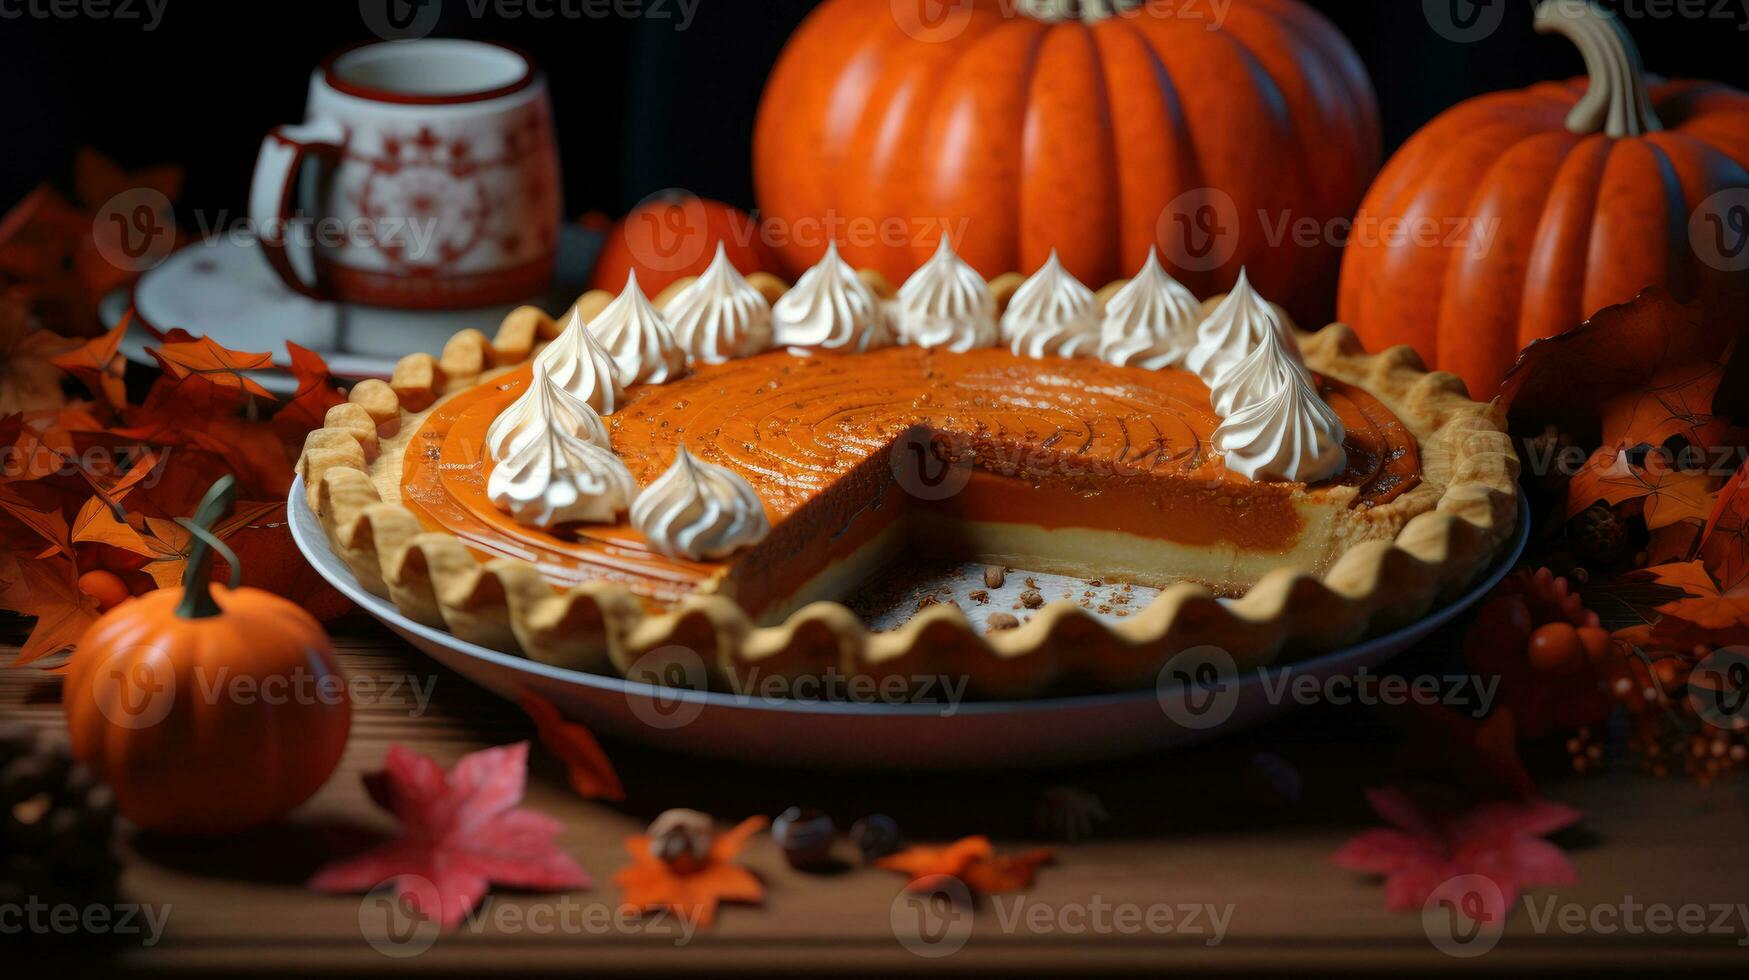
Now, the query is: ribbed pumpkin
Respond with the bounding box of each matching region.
[63,478,350,835]
[754,0,1379,324]
[1339,0,1749,397]
[589,194,777,298]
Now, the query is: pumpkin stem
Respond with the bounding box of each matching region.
[1534,0,1661,138]
[1016,0,1139,23]
[173,476,243,620]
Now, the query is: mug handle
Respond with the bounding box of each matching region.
[249,119,347,301]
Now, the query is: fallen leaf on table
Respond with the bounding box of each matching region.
[149,336,276,400]
[877,836,1054,894]
[309,742,588,929]
[1565,447,1715,529]
[72,147,183,212]
[1642,561,1749,633]
[49,315,130,410]
[272,342,348,439]
[0,485,73,558]
[1599,361,1739,452]
[519,693,624,802]
[1,554,102,668]
[616,815,768,928]
[1701,463,1749,590]
[1645,518,1704,566]
[0,298,76,416]
[1332,787,1580,917]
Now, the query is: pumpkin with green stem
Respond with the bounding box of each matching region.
[63,477,351,835]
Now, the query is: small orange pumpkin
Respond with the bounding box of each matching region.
[64,477,351,835]
[589,194,776,298]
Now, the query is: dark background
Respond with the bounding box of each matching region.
[2,0,1746,220]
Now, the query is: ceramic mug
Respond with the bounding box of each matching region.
[249,40,560,310]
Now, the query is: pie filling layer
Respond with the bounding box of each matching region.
[400,348,1421,621]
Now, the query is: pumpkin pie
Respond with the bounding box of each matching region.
[299,242,1519,700]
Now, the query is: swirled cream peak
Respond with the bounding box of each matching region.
[1097,247,1200,370]
[1000,250,1098,359]
[537,307,626,415]
[1214,365,1348,484]
[631,444,771,561]
[1185,268,1291,383]
[663,243,773,365]
[895,238,997,352]
[588,271,689,385]
[771,241,892,355]
[486,359,611,462]
[1206,312,1312,418]
[486,371,638,528]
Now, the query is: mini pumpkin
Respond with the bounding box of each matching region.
[63,477,351,835]
[1338,0,1749,396]
[589,194,776,298]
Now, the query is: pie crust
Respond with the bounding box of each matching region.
[298,281,1520,700]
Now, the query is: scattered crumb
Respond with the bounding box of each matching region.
[1025,576,1038,589]
[986,613,1019,633]
[916,595,939,611]
[984,565,1006,589]
[1090,580,1102,587]
[1020,590,1044,609]
[969,590,990,604]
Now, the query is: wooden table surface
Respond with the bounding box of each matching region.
[7,614,1749,974]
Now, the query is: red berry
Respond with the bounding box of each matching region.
[77,569,131,611]
[1528,622,1583,674]
[1576,627,1612,666]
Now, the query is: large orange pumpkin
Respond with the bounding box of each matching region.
[64,478,351,835]
[1339,0,1749,397]
[754,0,1380,325]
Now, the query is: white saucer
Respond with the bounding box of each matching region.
[102,226,599,395]
[289,476,1529,770]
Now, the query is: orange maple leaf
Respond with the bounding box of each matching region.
[1701,464,1749,591]
[72,148,183,213]
[272,342,348,443]
[615,815,768,928]
[0,554,101,668]
[877,836,1054,893]
[49,314,130,410]
[149,337,276,399]
[519,693,625,802]
[0,298,76,416]
[1645,518,1704,566]
[1644,561,1749,632]
[1599,361,1739,452]
[0,486,73,558]
[1565,447,1716,530]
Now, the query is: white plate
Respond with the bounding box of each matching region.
[101,226,600,394]
[289,477,1528,770]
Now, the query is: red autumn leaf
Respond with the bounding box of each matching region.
[1499,289,1733,438]
[519,693,625,802]
[49,314,130,410]
[72,148,183,213]
[0,297,76,416]
[79,447,163,510]
[148,336,276,400]
[1333,787,1580,917]
[1645,518,1704,566]
[1565,447,1715,530]
[0,485,73,558]
[877,836,1054,894]
[0,554,102,668]
[274,341,347,433]
[1701,463,1749,590]
[1598,361,1740,452]
[309,742,589,929]
[616,815,767,928]
[0,410,76,484]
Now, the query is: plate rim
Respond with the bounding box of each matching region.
[289,476,1530,719]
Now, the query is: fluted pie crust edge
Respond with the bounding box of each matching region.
[297,284,1520,701]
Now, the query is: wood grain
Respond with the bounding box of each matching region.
[5,614,1746,972]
